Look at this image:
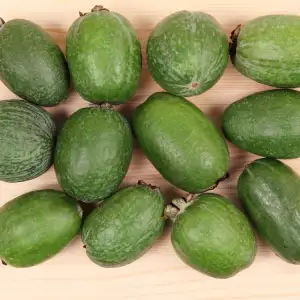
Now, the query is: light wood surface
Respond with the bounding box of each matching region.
[2,0,300,299]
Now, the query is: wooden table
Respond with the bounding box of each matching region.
[1,0,300,299]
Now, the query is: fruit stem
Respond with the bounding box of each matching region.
[229,24,241,58]
[91,5,109,12]
[0,18,5,28]
[164,196,191,221]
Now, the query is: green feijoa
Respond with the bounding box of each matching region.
[0,100,55,182]
[147,10,228,97]
[238,158,300,264]
[0,189,82,267]
[66,5,142,104]
[231,15,300,88]
[165,193,257,278]
[82,181,165,267]
[0,18,70,106]
[132,92,229,193]
[222,89,300,159]
[54,105,133,202]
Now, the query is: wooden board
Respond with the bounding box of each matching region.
[1,0,300,299]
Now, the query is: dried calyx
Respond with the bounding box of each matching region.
[138,180,160,191]
[164,193,194,221]
[79,5,109,17]
[230,24,242,57]
[0,18,5,28]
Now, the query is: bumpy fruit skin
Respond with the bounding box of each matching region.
[222,89,300,159]
[0,189,82,267]
[54,106,133,203]
[147,11,228,97]
[82,183,165,267]
[0,19,70,106]
[132,92,229,192]
[66,8,142,104]
[0,100,56,182]
[238,158,300,264]
[231,15,300,88]
[170,193,256,278]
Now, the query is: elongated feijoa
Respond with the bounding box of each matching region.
[222,89,300,159]
[82,181,165,267]
[66,5,142,104]
[238,158,300,263]
[231,15,300,87]
[0,18,70,106]
[132,92,229,193]
[0,189,82,267]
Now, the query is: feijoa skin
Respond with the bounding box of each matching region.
[66,6,142,104]
[147,10,228,97]
[165,193,257,278]
[0,19,70,106]
[231,15,300,88]
[54,105,133,203]
[238,158,300,264]
[0,100,56,182]
[222,89,300,159]
[82,182,165,267]
[132,92,229,193]
[0,190,82,267]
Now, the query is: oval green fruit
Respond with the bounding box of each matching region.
[82,182,165,267]
[222,89,300,159]
[0,19,70,106]
[54,105,133,202]
[231,15,300,88]
[0,189,82,267]
[0,100,55,182]
[147,11,228,97]
[238,158,300,264]
[132,92,229,192]
[165,193,256,278]
[66,6,142,104]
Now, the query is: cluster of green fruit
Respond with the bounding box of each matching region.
[1,6,300,279]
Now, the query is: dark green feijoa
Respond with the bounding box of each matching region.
[0,19,69,106]
[238,158,300,264]
[0,189,82,267]
[82,181,165,267]
[230,15,300,88]
[132,92,229,193]
[222,89,300,159]
[66,5,142,104]
[0,100,55,182]
[54,105,133,203]
[165,193,256,278]
[147,11,228,97]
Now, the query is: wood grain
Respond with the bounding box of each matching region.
[1,0,300,299]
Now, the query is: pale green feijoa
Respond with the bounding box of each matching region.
[66,5,142,104]
[238,158,300,264]
[0,189,82,267]
[0,100,56,182]
[82,181,165,267]
[0,18,70,106]
[231,15,300,87]
[132,92,229,193]
[165,193,257,278]
[222,89,300,159]
[147,10,228,97]
[54,105,133,203]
